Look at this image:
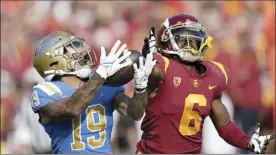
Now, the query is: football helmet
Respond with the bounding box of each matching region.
[33,31,97,81]
[156,14,213,62]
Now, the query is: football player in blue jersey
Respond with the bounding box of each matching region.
[30,31,156,154]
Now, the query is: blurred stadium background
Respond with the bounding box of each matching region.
[1,1,275,154]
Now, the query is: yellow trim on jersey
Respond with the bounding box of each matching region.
[161,56,170,73]
[210,61,228,85]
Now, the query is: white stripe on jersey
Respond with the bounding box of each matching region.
[34,82,62,96]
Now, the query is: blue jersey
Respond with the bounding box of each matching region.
[30,76,124,154]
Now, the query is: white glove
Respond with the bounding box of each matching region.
[96,40,132,79]
[248,123,274,154]
[133,53,157,92]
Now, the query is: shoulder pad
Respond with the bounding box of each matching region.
[209,61,228,85]
[154,54,170,74]
[33,82,62,96]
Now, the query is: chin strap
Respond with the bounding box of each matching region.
[44,67,91,81]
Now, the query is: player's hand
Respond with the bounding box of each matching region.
[133,53,157,92]
[248,123,274,154]
[142,27,156,57]
[96,40,132,80]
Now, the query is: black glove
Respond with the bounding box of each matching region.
[142,27,156,58]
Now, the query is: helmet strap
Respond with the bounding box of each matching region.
[44,66,91,81]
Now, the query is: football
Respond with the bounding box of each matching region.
[104,49,142,87]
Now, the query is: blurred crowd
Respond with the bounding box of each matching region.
[1,1,275,154]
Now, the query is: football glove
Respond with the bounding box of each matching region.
[248,123,274,154]
[142,27,156,57]
[96,40,132,80]
[133,53,157,92]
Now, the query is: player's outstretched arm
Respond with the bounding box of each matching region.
[113,53,157,121]
[38,40,131,123]
[210,97,274,153]
[38,73,105,123]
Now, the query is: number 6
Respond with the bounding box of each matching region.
[179,94,207,136]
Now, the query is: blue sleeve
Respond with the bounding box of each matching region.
[116,85,125,92]
[30,88,64,113]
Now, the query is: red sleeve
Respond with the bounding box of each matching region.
[216,79,227,98]
[154,53,166,75]
[210,61,228,98]
[218,121,250,149]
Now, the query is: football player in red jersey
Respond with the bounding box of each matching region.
[136,14,274,154]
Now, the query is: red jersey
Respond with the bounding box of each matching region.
[137,54,228,154]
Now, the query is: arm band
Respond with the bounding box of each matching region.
[218,121,250,149]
